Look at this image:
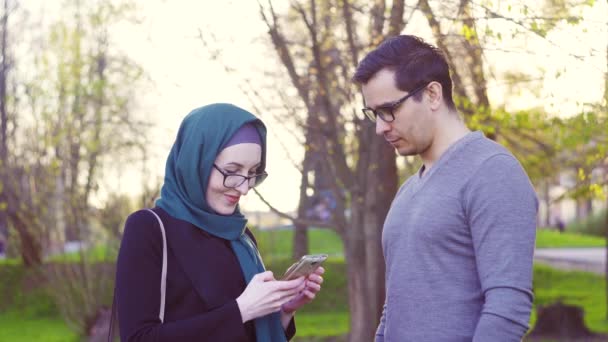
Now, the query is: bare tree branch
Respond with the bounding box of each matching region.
[253,188,336,229]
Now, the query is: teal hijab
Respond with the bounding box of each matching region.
[156,103,286,342]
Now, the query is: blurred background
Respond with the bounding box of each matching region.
[0,0,606,341]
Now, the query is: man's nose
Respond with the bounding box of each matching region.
[375,118,391,136]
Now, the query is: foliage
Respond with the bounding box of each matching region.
[567,209,608,237]
[1,0,148,267]
[253,227,344,262]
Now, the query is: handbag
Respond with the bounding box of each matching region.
[107,208,168,341]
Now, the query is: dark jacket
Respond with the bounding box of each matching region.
[116,207,296,341]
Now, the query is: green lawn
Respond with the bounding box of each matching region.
[1,226,606,341]
[536,229,605,248]
[0,312,78,342]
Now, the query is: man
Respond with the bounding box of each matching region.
[353,35,537,341]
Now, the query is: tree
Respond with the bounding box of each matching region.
[255,1,405,340]
[0,0,151,268]
[0,0,9,258]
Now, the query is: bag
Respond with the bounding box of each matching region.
[108,209,168,341]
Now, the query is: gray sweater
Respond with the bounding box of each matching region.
[376,131,537,342]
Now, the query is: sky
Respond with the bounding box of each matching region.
[25,0,608,214]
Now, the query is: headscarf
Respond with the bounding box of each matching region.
[156,103,286,342]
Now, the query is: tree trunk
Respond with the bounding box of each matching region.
[12,214,42,267]
[344,213,374,342]
[529,302,594,338]
[543,180,551,227]
[345,126,396,342]
[293,160,310,259]
[604,18,607,321]
[605,191,607,320]
[0,0,10,257]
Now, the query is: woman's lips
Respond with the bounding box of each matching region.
[225,194,240,205]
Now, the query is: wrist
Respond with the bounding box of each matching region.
[236,297,251,323]
[281,306,296,316]
[280,309,295,329]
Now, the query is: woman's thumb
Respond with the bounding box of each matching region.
[254,270,275,282]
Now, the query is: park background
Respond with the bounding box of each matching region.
[0,0,607,341]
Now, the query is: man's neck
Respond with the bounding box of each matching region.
[420,111,470,172]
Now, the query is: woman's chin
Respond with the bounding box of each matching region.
[214,204,237,216]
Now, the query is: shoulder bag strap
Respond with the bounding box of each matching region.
[107,208,168,341]
[145,208,168,322]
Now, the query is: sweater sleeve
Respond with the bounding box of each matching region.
[463,154,537,341]
[116,210,249,342]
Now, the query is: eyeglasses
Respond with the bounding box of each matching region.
[362,83,428,123]
[213,164,268,189]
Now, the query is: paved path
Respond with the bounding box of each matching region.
[534,247,606,275]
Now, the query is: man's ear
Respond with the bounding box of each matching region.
[426,81,443,111]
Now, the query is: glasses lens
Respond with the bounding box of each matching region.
[224,175,245,188]
[362,109,377,122]
[375,107,394,122]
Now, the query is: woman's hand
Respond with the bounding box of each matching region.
[236,271,305,323]
[281,266,325,314]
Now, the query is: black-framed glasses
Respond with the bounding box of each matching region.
[362,83,428,123]
[213,164,268,189]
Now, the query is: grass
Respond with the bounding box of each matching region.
[47,243,118,263]
[536,229,605,248]
[0,312,78,342]
[1,226,606,341]
[0,264,79,342]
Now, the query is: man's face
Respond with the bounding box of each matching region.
[361,68,434,157]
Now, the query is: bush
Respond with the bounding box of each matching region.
[568,209,607,237]
[44,260,116,336]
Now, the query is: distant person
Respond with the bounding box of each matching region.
[555,217,565,233]
[353,35,538,341]
[113,104,325,341]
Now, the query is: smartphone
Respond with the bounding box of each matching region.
[281,254,328,280]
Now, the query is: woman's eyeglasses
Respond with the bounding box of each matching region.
[213,164,268,189]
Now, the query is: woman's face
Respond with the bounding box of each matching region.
[206,143,262,215]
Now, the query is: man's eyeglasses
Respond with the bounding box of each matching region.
[213,164,268,189]
[362,83,428,123]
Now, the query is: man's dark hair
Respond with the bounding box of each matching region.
[353,35,456,110]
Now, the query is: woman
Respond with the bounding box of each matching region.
[115,103,324,341]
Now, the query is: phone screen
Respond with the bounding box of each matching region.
[281,254,327,280]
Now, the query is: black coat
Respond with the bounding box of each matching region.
[116,207,296,341]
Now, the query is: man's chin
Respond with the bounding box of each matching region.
[395,146,417,157]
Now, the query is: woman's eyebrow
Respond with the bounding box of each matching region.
[223,162,261,168]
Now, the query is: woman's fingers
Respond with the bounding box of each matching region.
[305,281,321,292]
[307,274,323,284]
[302,289,316,300]
[273,276,305,290]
